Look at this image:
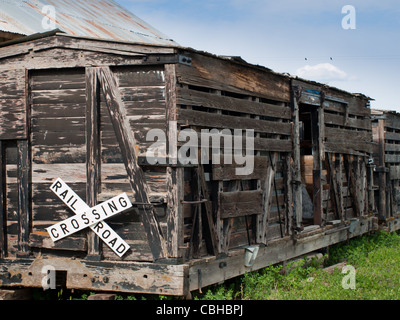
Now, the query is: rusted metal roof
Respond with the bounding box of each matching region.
[0,0,178,46]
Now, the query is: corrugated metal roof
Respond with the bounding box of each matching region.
[0,0,179,46]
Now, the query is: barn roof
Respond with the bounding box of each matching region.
[0,0,178,46]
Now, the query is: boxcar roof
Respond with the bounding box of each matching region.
[0,0,178,47]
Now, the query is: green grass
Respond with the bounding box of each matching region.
[195,231,400,300]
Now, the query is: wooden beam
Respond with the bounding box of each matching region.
[326,153,341,221]
[0,142,5,258]
[312,108,323,226]
[377,119,387,219]
[96,66,167,261]
[292,86,302,228]
[220,190,263,219]
[257,154,276,244]
[85,67,101,260]
[166,166,184,259]
[17,140,30,257]
[164,64,185,259]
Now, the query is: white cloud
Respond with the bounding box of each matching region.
[295,63,349,82]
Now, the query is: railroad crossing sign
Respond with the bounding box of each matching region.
[46,178,132,257]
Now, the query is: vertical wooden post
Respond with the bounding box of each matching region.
[312,108,323,226]
[166,166,184,259]
[0,142,6,258]
[367,158,375,214]
[164,64,185,259]
[284,152,293,236]
[292,86,302,229]
[377,119,387,219]
[17,140,30,257]
[86,67,101,260]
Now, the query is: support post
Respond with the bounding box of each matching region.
[85,67,101,260]
[292,85,302,229]
[17,140,30,257]
[0,142,5,258]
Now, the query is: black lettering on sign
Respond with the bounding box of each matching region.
[117,244,126,253]
[102,230,111,239]
[70,199,78,211]
[50,228,59,239]
[108,201,118,213]
[59,190,68,200]
[82,213,90,225]
[51,180,63,193]
[93,222,103,233]
[92,209,100,220]
[60,223,69,235]
[101,205,108,217]
[109,237,117,247]
[71,219,79,230]
[119,196,128,208]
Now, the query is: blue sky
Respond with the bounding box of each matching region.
[116,0,400,111]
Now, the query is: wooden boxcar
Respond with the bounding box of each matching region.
[0,31,388,296]
[371,109,400,230]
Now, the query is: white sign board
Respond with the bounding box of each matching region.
[46,178,132,257]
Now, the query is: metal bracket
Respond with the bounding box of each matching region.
[178,55,192,66]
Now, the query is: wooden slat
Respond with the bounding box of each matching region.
[324,112,371,130]
[176,52,291,102]
[385,154,400,163]
[29,233,87,251]
[96,66,167,261]
[384,131,400,142]
[384,143,400,153]
[325,140,374,155]
[389,166,400,180]
[325,126,371,143]
[177,87,292,119]
[220,190,263,219]
[211,156,281,181]
[178,108,291,136]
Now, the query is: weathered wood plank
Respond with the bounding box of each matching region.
[177,87,292,119]
[29,233,87,251]
[211,156,282,181]
[176,52,291,102]
[178,108,291,136]
[0,69,27,140]
[220,190,263,219]
[324,112,371,130]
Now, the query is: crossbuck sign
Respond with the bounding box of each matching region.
[46,178,132,257]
